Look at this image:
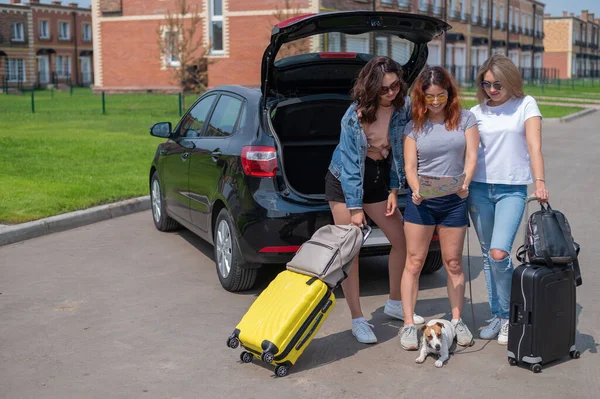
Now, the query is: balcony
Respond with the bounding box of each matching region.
[511,24,516,33]
[495,21,501,29]
[518,27,523,34]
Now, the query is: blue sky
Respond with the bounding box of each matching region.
[543,0,598,18]
[1,0,597,19]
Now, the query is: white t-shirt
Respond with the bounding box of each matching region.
[470,95,542,185]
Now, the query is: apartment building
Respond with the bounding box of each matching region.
[544,10,600,79]
[0,0,93,90]
[92,0,545,92]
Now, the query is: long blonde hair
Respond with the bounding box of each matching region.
[475,55,524,103]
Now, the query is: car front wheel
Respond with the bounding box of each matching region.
[151,171,180,232]
[214,208,257,292]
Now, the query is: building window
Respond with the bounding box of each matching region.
[471,0,478,23]
[6,59,26,82]
[376,36,388,56]
[210,0,223,54]
[40,20,49,39]
[481,2,487,25]
[418,0,427,12]
[398,0,410,7]
[11,22,25,42]
[56,55,72,78]
[326,32,341,52]
[346,33,370,53]
[514,9,519,30]
[499,6,504,28]
[163,30,180,67]
[459,0,465,20]
[83,24,92,41]
[59,22,70,40]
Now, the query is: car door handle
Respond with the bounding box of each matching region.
[181,152,189,161]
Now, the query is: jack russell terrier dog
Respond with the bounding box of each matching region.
[415,319,456,368]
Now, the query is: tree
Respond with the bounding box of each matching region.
[157,0,213,112]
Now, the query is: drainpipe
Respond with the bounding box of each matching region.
[505,0,510,55]
[487,0,493,57]
[72,11,78,86]
[531,4,536,79]
[441,0,447,67]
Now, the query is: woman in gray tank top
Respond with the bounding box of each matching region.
[398,66,480,353]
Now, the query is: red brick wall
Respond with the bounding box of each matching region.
[100,19,205,88]
[543,52,568,79]
[207,14,276,88]
[229,0,310,12]
[0,6,34,84]
[32,8,92,48]
[121,0,194,17]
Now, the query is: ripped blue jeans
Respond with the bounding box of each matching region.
[468,182,527,319]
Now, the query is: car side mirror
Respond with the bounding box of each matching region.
[150,122,172,138]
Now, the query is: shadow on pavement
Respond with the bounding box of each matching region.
[293,299,493,374]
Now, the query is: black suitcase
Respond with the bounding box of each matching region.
[507,263,580,373]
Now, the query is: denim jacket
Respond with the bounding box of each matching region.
[328,98,411,209]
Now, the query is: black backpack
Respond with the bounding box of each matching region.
[517,202,582,286]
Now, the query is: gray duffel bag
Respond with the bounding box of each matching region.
[286,224,371,288]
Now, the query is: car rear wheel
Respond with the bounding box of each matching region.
[151,171,180,231]
[214,208,258,292]
[421,250,443,274]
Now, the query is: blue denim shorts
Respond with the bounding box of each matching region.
[404,188,468,227]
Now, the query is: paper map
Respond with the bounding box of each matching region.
[418,173,466,199]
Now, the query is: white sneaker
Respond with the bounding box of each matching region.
[480,317,502,340]
[498,319,509,345]
[383,301,425,325]
[352,319,377,344]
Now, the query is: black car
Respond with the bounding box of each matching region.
[149,11,450,292]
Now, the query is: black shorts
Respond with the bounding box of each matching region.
[325,157,390,204]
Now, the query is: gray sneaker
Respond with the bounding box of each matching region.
[453,319,474,347]
[400,325,419,351]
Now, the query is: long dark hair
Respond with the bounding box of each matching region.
[351,56,408,124]
[410,66,461,133]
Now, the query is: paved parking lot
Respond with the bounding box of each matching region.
[1,114,599,398]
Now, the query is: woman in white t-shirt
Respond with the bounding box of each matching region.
[469,55,549,345]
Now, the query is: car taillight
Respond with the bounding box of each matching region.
[241,146,278,177]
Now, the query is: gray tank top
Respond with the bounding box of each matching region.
[403,109,477,177]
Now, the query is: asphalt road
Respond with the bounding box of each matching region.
[1,114,599,399]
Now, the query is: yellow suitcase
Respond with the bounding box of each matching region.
[227,270,335,377]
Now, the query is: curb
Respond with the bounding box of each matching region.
[0,196,151,247]
[558,108,596,123]
[544,108,596,123]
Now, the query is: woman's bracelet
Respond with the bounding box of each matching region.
[534,177,546,183]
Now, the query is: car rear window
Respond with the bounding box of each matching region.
[275,32,415,66]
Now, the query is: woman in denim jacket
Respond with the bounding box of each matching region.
[325,56,424,344]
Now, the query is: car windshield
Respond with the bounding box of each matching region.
[275,31,416,67]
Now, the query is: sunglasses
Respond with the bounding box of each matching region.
[380,80,401,95]
[480,81,503,90]
[424,94,449,104]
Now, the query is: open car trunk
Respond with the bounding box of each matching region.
[270,95,352,196]
[261,11,450,198]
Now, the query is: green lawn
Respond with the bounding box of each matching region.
[461,82,600,99]
[461,100,585,118]
[0,88,182,224]
[0,88,589,224]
